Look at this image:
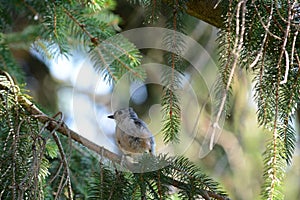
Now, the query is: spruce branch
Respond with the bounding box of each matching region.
[1,1,143,83]
[93,47,118,82]
[162,175,229,200]
[62,7,99,46]
[97,40,144,80]
[280,50,300,165]
[169,0,179,129]
[250,2,277,68]
[160,0,188,144]
[211,1,246,150]
[262,2,295,198]
[61,6,143,82]
[254,46,269,126]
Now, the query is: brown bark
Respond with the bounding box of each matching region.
[185,0,228,28]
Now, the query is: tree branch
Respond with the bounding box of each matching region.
[161,0,227,28]
[18,95,123,164]
[185,0,228,28]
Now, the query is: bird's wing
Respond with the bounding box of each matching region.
[132,118,153,138]
[117,117,153,138]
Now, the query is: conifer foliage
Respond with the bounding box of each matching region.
[217,1,299,199]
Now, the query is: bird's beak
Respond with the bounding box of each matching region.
[107,115,114,119]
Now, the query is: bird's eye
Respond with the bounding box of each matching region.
[116,110,122,115]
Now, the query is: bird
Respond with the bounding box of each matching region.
[107,107,155,157]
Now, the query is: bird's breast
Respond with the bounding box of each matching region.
[115,127,153,155]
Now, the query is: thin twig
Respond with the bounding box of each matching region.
[48,162,64,185]
[280,50,290,84]
[210,0,246,150]
[52,132,73,200]
[214,0,223,9]
[252,2,281,41]
[250,1,278,69]
[62,7,98,45]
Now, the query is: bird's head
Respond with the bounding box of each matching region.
[107,107,138,123]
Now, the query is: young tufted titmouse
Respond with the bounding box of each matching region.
[108,108,155,156]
